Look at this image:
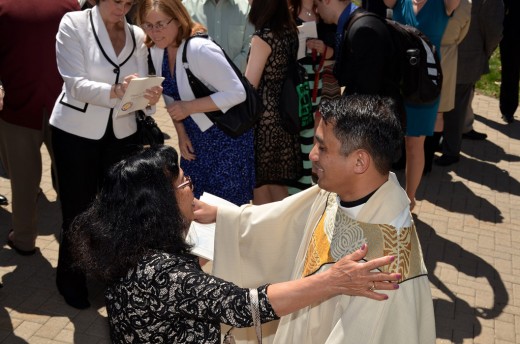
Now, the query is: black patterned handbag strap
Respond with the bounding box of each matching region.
[147,48,156,76]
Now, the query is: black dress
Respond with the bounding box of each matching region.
[106,252,278,343]
[254,27,302,187]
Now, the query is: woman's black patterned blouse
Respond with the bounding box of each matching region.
[105,252,279,343]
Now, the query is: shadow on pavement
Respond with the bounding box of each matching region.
[0,192,108,343]
[416,216,509,343]
[474,113,519,140]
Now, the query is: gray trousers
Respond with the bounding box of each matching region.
[0,115,55,251]
[442,83,474,158]
[463,87,475,134]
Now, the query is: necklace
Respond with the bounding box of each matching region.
[301,6,313,17]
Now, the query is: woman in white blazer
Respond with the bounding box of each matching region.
[49,0,162,310]
[135,0,255,206]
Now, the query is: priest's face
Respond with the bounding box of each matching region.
[310,119,357,196]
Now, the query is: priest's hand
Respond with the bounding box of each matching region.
[193,199,217,224]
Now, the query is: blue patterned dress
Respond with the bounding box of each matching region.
[161,49,255,205]
[392,0,449,136]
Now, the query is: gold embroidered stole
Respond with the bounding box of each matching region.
[302,194,426,281]
[302,213,334,277]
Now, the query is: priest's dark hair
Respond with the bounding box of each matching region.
[319,94,403,174]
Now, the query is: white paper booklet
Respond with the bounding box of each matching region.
[186,192,238,260]
[115,76,164,117]
[297,21,318,60]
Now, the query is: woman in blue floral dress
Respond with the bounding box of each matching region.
[144,0,255,205]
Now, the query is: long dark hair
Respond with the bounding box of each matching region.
[248,0,297,35]
[288,0,302,19]
[68,145,192,283]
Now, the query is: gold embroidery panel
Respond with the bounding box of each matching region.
[302,194,425,280]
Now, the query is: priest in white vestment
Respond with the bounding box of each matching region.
[195,95,436,344]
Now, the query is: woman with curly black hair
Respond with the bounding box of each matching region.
[68,145,400,343]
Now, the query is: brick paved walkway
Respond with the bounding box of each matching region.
[0,93,519,343]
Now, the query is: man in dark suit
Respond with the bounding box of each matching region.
[499,0,520,124]
[314,0,404,124]
[435,0,504,166]
[0,0,79,255]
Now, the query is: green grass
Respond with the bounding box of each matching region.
[475,49,502,99]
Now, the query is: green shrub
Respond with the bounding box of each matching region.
[475,49,502,99]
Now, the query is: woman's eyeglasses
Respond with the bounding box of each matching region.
[141,18,174,32]
[177,175,193,190]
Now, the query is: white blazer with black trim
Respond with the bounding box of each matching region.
[50,6,150,140]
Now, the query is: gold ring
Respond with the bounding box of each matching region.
[369,282,375,291]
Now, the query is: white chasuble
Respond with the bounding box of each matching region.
[213,173,436,344]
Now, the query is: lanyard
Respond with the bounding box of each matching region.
[311,45,327,103]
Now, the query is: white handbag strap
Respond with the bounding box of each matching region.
[249,288,262,344]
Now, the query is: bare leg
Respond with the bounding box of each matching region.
[434,112,444,132]
[253,184,288,205]
[405,135,426,211]
[269,184,288,202]
[253,185,271,205]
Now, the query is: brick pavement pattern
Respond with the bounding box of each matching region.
[1,93,519,343]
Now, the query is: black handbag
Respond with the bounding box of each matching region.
[135,48,164,145]
[136,109,164,145]
[279,61,312,135]
[182,34,262,138]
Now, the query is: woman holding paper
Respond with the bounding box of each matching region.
[49,0,163,309]
[136,0,255,206]
[67,144,401,343]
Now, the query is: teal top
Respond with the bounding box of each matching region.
[392,0,450,136]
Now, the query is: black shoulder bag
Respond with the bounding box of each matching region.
[182,34,262,138]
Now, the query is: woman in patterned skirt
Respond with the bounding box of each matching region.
[246,0,302,204]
